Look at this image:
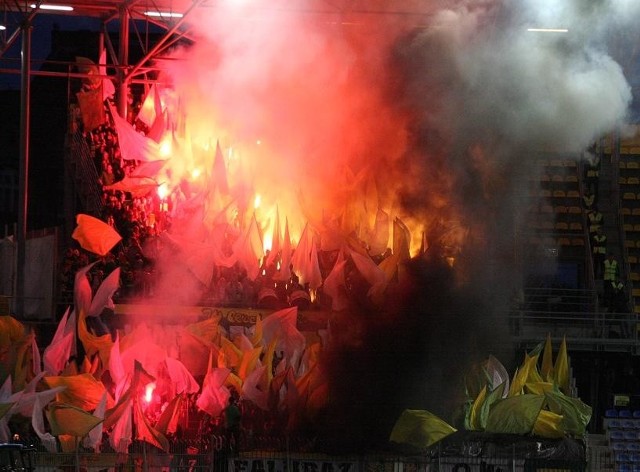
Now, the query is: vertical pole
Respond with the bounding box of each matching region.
[117,4,130,120]
[16,19,31,317]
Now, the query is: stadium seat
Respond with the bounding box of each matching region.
[563,159,576,167]
[628,442,640,452]
[623,208,632,216]
[549,159,562,167]
[568,206,581,214]
[625,224,634,232]
[571,238,584,246]
[633,410,640,418]
[633,208,640,216]
[624,192,637,201]
[628,161,640,169]
[630,177,640,185]
[570,222,582,231]
[608,409,621,418]
[540,189,551,198]
[617,452,631,463]
[565,174,578,183]
[613,440,627,450]
[551,174,564,182]
[553,190,566,198]
[555,222,569,231]
[558,237,570,246]
[625,430,638,440]
[621,161,628,169]
[635,225,640,232]
[554,205,567,214]
[567,190,580,198]
[611,430,626,441]
[621,177,629,184]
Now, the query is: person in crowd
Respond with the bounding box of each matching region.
[603,253,620,309]
[587,206,603,235]
[223,391,242,454]
[592,227,607,278]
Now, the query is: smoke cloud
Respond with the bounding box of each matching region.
[147,0,635,449]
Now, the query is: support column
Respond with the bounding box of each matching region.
[16,20,31,317]
[117,5,130,119]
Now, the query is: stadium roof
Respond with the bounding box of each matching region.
[0,1,437,23]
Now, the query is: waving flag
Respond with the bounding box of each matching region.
[72,214,122,256]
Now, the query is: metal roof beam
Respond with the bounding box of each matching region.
[126,0,204,81]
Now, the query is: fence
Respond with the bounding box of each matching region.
[1,436,592,472]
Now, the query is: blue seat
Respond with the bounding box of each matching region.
[625,431,638,441]
[614,441,628,451]
[632,464,640,472]
[611,420,624,429]
[617,452,631,463]
[621,410,633,418]
[629,443,640,452]
[623,420,636,429]
[612,430,627,441]
[631,454,640,463]
[608,409,621,418]
[620,464,633,472]
[633,411,640,419]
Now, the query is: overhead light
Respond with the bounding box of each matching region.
[527,28,569,33]
[30,3,74,11]
[144,11,184,18]
[0,25,6,31]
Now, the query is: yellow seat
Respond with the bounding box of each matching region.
[569,222,582,231]
[555,206,567,214]
[623,207,632,216]
[632,288,640,297]
[565,175,578,183]
[539,189,551,198]
[634,225,640,232]
[631,272,640,281]
[630,256,639,265]
[625,224,634,232]
[540,174,551,182]
[571,238,584,246]
[621,177,628,185]
[625,240,636,248]
[567,190,580,198]
[558,237,571,246]
[629,177,640,185]
[568,206,582,214]
[628,161,639,169]
[624,192,637,200]
[549,159,563,167]
[555,222,569,231]
[563,159,577,167]
[553,190,566,198]
[551,175,564,182]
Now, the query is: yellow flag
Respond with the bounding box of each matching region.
[45,373,112,411]
[47,402,103,437]
[553,337,570,393]
[532,409,564,438]
[467,385,487,431]
[390,410,456,449]
[541,334,554,382]
[237,347,263,381]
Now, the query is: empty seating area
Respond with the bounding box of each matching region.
[604,408,640,471]
[525,157,587,259]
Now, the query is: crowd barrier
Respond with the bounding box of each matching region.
[1,437,592,472]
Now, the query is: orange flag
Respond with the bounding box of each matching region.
[72,214,122,256]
